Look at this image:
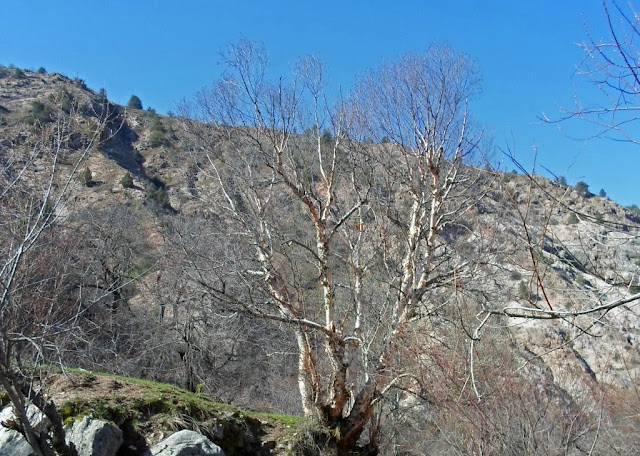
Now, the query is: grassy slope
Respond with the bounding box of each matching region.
[3,368,309,456]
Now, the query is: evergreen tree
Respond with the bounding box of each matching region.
[120,173,134,188]
[127,95,143,110]
[575,181,590,196]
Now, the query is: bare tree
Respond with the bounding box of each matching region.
[486,3,640,452]
[506,0,640,322]
[151,214,301,411]
[547,0,640,144]
[57,204,160,375]
[0,95,110,456]
[179,40,486,454]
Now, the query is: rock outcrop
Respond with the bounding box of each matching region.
[147,430,225,456]
[0,404,229,456]
[0,406,124,456]
[65,416,123,456]
[0,405,48,456]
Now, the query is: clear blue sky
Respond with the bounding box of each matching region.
[2,1,638,205]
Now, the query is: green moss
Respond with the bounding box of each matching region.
[60,404,91,427]
[59,403,75,420]
[0,391,9,408]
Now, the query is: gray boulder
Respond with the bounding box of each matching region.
[66,416,123,456]
[0,404,48,456]
[0,423,32,456]
[150,430,225,456]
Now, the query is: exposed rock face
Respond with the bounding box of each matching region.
[65,416,123,456]
[0,431,31,456]
[0,405,48,456]
[0,406,230,456]
[149,430,225,456]
[0,406,124,456]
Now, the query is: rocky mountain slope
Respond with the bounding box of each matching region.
[2,66,640,454]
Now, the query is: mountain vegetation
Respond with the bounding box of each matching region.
[1,22,640,454]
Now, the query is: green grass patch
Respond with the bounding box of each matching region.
[246,411,306,427]
[0,390,10,408]
[57,368,307,429]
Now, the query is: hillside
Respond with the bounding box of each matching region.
[2,66,640,455]
[2,368,313,456]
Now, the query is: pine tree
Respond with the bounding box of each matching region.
[575,181,590,196]
[120,173,134,188]
[127,95,143,110]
